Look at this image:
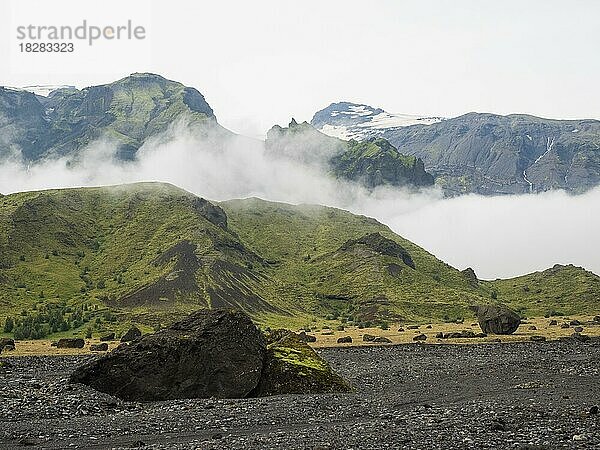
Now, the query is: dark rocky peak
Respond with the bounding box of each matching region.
[191,197,228,229]
[339,232,415,269]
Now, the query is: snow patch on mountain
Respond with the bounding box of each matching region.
[12,85,76,97]
[311,102,444,141]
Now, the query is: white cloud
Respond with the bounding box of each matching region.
[1,121,598,280]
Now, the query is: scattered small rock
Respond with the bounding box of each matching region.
[590,405,599,415]
[57,338,85,349]
[530,336,546,342]
[407,325,419,330]
[528,325,537,330]
[548,320,558,326]
[120,326,142,342]
[413,334,427,341]
[574,326,583,333]
[571,332,591,342]
[90,343,109,352]
[560,323,570,329]
[100,333,116,342]
[362,334,376,342]
[373,336,392,344]
[337,336,352,344]
[570,320,581,326]
[298,331,316,343]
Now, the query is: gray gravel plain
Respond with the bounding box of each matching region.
[1,340,599,449]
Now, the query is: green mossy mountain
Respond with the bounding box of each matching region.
[1,183,598,339]
[266,119,433,189]
[1,73,220,161]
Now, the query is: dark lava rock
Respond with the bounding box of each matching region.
[407,325,420,330]
[373,336,392,343]
[100,333,116,342]
[251,330,351,396]
[297,331,316,343]
[90,343,109,352]
[571,332,591,342]
[574,326,584,333]
[57,338,85,349]
[50,341,58,347]
[528,326,537,330]
[471,304,521,335]
[70,309,266,401]
[439,330,478,339]
[490,418,508,432]
[362,334,376,342]
[590,405,599,415]
[397,327,404,332]
[0,337,15,351]
[413,334,427,341]
[570,320,581,326]
[120,326,142,342]
[435,332,444,339]
[461,267,479,287]
[549,320,558,326]
[0,338,15,355]
[560,323,570,329]
[594,315,600,323]
[337,336,352,344]
[426,325,432,329]
[339,232,415,269]
[530,335,547,342]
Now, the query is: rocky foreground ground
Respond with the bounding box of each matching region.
[1,340,599,449]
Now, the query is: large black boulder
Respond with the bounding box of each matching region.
[471,305,521,335]
[70,309,266,401]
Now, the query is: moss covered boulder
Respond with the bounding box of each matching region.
[252,330,351,396]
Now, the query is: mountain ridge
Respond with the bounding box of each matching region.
[1,182,598,340]
[312,102,600,196]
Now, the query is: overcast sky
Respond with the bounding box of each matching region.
[2,0,600,136]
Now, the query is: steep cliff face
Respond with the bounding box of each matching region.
[0,87,53,160]
[381,113,600,195]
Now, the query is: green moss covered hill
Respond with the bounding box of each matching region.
[266,119,433,188]
[0,182,598,339]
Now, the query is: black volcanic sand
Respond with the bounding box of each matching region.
[1,341,599,449]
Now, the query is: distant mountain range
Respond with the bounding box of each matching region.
[1,182,598,337]
[2,74,600,195]
[0,74,433,190]
[312,102,600,195]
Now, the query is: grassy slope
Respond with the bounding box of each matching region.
[222,198,491,324]
[486,264,600,317]
[1,183,598,339]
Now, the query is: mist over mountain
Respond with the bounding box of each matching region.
[312,102,600,196]
[1,74,600,279]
